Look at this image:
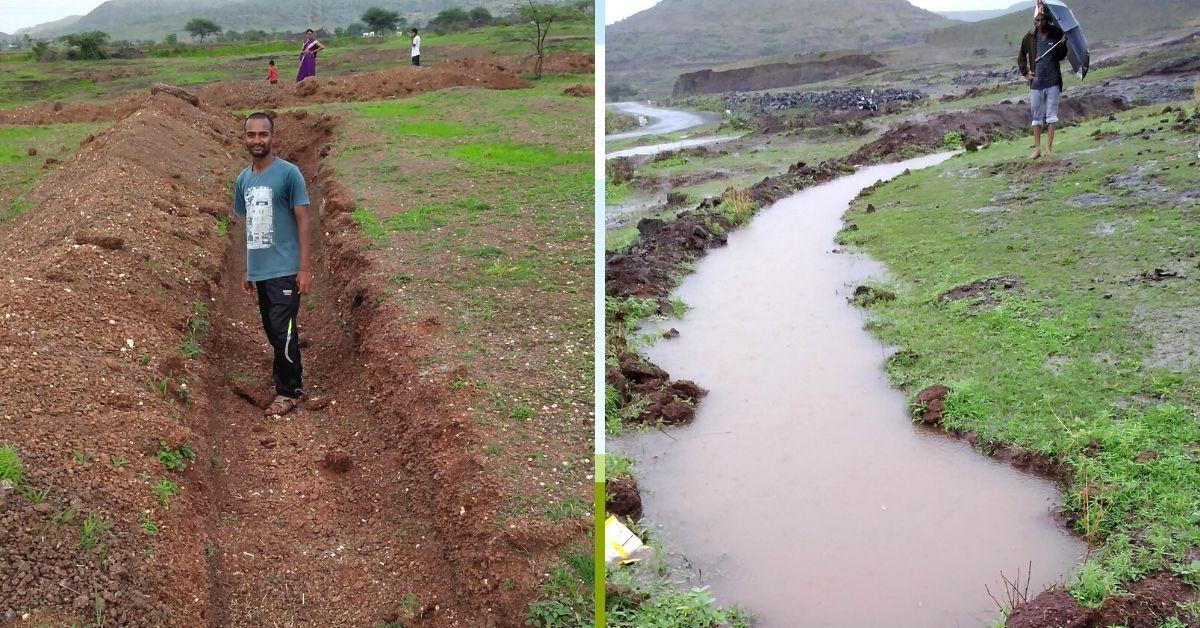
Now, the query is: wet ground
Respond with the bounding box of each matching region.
[617,154,1086,626]
[606,101,719,141]
[606,135,741,159]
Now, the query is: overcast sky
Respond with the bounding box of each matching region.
[604,0,1019,25]
[0,0,106,34]
[0,0,1025,34]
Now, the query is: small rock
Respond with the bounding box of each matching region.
[663,328,680,339]
[323,449,352,473]
[26,147,36,156]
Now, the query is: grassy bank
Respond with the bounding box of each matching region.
[843,102,1200,617]
[322,78,594,623]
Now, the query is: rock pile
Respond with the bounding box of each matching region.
[709,87,926,114]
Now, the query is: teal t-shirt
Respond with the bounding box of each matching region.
[232,157,309,281]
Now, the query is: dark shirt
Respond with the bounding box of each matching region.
[1018,26,1068,90]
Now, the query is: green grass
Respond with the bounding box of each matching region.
[154,479,179,509]
[525,545,594,627]
[607,584,753,628]
[0,444,21,485]
[79,512,110,550]
[845,102,1200,610]
[450,140,589,169]
[0,123,108,222]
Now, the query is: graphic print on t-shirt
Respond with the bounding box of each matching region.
[245,185,274,249]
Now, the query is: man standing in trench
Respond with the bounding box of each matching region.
[232,112,311,415]
[1018,3,1068,159]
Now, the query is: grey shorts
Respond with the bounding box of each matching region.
[1030,85,1060,126]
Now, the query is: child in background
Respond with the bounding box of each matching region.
[268,59,278,84]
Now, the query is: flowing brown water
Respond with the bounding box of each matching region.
[620,154,1085,626]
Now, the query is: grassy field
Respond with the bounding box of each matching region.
[0,122,109,221]
[842,102,1200,614]
[0,21,593,108]
[320,77,594,623]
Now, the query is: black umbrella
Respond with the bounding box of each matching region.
[1040,0,1090,79]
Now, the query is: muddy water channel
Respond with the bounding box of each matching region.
[620,154,1085,626]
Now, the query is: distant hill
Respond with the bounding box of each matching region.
[14,14,84,38]
[936,3,1032,23]
[927,0,1200,49]
[14,0,560,42]
[608,0,953,98]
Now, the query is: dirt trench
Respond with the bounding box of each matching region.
[0,85,550,626]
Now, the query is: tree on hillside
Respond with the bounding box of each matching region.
[361,7,400,34]
[469,7,493,27]
[519,1,580,79]
[185,18,221,43]
[430,7,471,31]
[345,22,366,36]
[164,32,178,46]
[59,31,110,60]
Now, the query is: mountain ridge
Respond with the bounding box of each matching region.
[608,0,953,97]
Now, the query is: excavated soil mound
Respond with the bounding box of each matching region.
[850,94,1128,164]
[563,83,595,97]
[1006,573,1198,628]
[198,58,531,110]
[940,275,1022,309]
[605,475,643,521]
[0,92,146,125]
[0,88,243,626]
[606,211,730,300]
[523,51,595,74]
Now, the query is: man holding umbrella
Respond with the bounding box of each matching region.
[1019,1,1069,159]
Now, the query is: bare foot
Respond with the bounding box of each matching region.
[1030,148,1041,159]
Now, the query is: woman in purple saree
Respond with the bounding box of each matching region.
[296,29,325,82]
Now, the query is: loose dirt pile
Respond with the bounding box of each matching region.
[198,58,531,110]
[1006,573,1198,628]
[1,79,581,625]
[0,87,243,627]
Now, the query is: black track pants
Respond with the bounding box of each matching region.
[255,275,303,398]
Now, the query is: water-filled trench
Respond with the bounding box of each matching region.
[618,153,1085,626]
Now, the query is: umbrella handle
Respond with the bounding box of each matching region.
[1033,38,1064,63]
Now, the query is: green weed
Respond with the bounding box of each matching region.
[155,440,196,472]
[79,511,109,550]
[0,444,20,484]
[720,186,756,226]
[509,406,536,422]
[139,511,158,536]
[154,479,179,508]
